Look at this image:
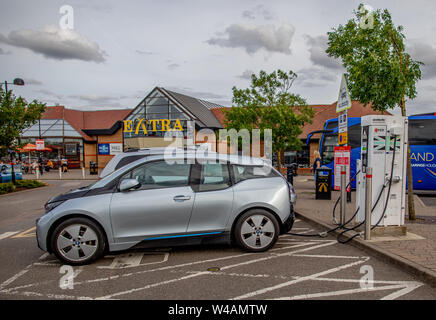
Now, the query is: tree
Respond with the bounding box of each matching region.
[223,70,314,169]
[326,4,422,220]
[0,86,46,157]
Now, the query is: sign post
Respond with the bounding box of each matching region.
[336,74,352,202]
[35,139,45,151]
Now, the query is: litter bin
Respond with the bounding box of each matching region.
[315,166,332,200]
[89,161,98,175]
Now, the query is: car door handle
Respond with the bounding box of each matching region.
[173,195,191,202]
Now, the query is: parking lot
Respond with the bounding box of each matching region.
[0,180,435,300]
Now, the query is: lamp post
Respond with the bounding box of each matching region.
[2,78,25,184]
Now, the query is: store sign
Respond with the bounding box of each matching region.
[334,146,351,191]
[123,119,183,135]
[98,143,110,155]
[36,139,45,150]
[110,143,123,155]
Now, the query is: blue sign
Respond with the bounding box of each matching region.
[98,143,110,155]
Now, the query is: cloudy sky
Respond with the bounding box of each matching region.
[1,0,436,115]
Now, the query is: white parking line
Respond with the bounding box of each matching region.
[231,257,369,300]
[94,240,338,300]
[0,231,19,241]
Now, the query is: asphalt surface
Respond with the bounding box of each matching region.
[419,195,436,207]
[0,180,435,300]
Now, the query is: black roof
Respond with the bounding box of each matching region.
[160,88,225,129]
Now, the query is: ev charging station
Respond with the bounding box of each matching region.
[356,115,408,227]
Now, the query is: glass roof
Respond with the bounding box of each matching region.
[21,119,82,138]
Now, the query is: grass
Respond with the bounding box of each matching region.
[0,180,46,195]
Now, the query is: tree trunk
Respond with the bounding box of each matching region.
[277,150,282,174]
[401,97,416,220]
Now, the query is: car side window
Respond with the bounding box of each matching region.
[120,161,191,190]
[232,164,279,183]
[114,155,147,170]
[199,162,231,192]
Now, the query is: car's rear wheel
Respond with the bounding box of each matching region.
[51,217,106,265]
[234,209,279,252]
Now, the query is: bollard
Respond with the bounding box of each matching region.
[364,167,373,240]
[82,167,85,179]
[36,168,40,180]
[59,167,62,180]
[340,165,346,225]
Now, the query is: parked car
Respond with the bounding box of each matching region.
[0,164,23,183]
[36,152,296,265]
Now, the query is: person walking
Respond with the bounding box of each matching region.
[61,157,68,173]
[312,150,321,181]
[38,157,44,176]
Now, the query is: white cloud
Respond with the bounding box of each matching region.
[0,25,105,62]
[304,34,343,70]
[295,67,338,87]
[242,5,275,21]
[237,70,255,80]
[406,39,436,80]
[23,78,43,85]
[0,47,11,55]
[207,23,295,55]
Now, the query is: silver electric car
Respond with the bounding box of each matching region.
[36,152,296,265]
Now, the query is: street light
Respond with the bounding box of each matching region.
[2,78,25,184]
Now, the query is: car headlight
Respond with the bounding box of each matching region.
[44,200,65,213]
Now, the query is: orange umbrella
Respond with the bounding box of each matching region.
[18,143,36,152]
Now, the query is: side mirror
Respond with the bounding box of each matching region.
[119,179,141,192]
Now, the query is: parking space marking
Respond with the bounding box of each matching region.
[276,284,415,300]
[0,231,19,241]
[231,257,370,300]
[11,227,36,239]
[94,240,338,300]
[0,235,427,300]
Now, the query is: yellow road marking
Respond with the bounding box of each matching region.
[11,227,36,238]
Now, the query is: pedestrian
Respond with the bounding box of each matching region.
[61,157,68,173]
[38,157,44,175]
[312,150,321,181]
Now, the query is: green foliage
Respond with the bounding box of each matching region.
[326,4,422,112]
[0,182,16,194]
[224,70,314,165]
[0,86,46,156]
[0,179,45,194]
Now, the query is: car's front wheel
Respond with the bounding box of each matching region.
[51,217,106,265]
[234,209,279,252]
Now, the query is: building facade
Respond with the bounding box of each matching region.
[20,106,131,168]
[122,87,225,150]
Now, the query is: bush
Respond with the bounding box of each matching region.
[0,182,16,194]
[0,179,45,194]
[15,180,45,188]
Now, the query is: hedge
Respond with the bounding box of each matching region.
[0,180,45,194]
